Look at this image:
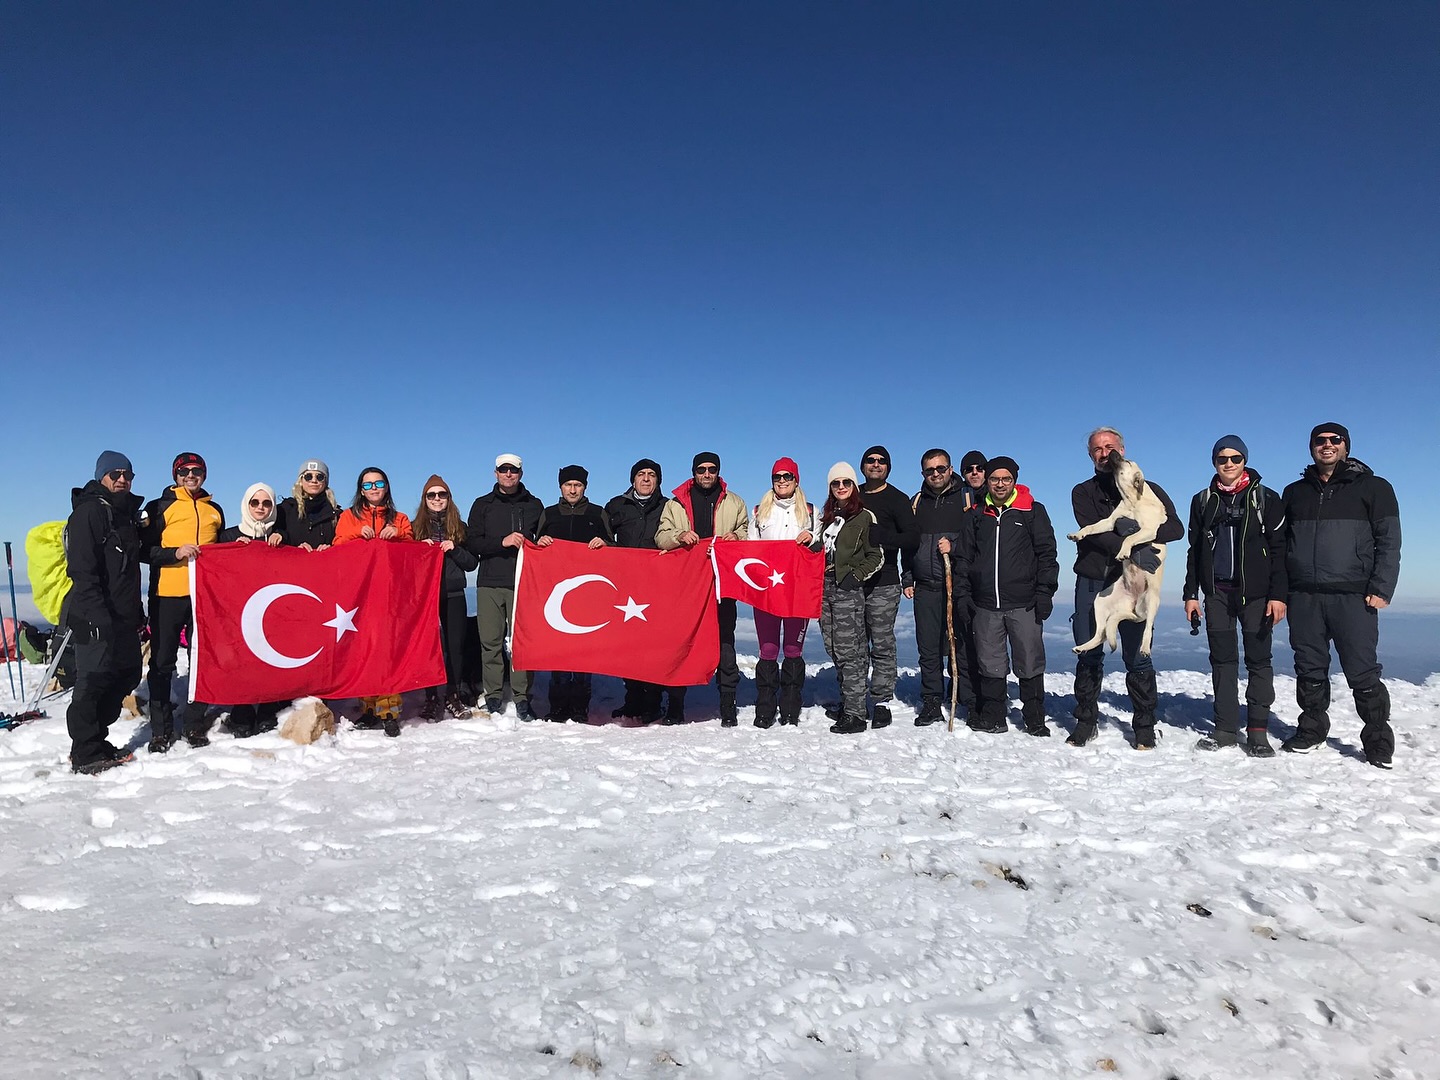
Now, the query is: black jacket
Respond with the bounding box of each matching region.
[538,498,611,545]
[1182,469,1287,605]
[63,481,145,636]
[903,481,981,590]
[1071,471,1184,582]
[1282,458,1400,599]
[605,489,666,549]
[858,483,920,589]
[465,483,544,589]
[275,494,341,549]
[954,487,1059,612]
[414,517,480,596]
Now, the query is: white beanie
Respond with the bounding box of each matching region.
[827,461,858,487]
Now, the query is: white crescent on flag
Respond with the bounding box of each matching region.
[241,583,325,669]
[544,574,616,635]
[733,557,771,591]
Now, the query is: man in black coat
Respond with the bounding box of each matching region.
[1069,427,1183,749]
[64,451,146,774]
[465,453,544,720]
[605,458,669,722]
[1281,423,1401,768]
[856,445,920,729]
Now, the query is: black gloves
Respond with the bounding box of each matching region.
[1034,597,1053,621]
[1114,517,1141,537]
[1128,544,1162,573]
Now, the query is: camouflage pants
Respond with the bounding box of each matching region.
[862,582,902,702]
[821,576,869,719]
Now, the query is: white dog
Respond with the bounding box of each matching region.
[1067,452,1169,657]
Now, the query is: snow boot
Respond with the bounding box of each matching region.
[779,658,805,726]
[830,713,867,734]
[1195,732,1239,752]
[663,687,686,725]
[870,703,892,729]
[914,697,944,726]
[1285,677,1330,752]
[719,692,738,727]
[1019,675,1049,736]
[444,691,470,720]
[147,701,176,755]
[420,693,442,723]
[753,659,779,728]
[968,677,1009,734]
[1354,683,1393,768]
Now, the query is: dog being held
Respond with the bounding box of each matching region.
[1067,451,1169,657]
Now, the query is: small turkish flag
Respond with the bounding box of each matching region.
[512,540,718,686]
[190,541,446,703]
[713,538,823,618]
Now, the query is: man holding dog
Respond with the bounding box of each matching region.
[1281,423,1400,768]
[1069,427,1183,749]
[1182,436,1287,757]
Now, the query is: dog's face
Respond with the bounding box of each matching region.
[1111,455,1147,499]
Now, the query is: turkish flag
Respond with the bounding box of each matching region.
[512,540,718,685]
[713,539,823,618]
[190,541,446,704]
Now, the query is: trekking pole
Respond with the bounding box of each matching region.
[942,551,959,733]
[2,542,17,698]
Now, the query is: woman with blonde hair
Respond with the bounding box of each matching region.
[750,457,814,728]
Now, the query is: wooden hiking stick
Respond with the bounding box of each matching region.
[943,551,959,732]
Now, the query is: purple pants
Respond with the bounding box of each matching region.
[754,609,808,661]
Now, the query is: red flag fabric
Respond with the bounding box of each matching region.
[512,540,718,685]
[190,541,445,704]
[713,538,823,618]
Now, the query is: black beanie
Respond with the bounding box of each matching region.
[693,452,720,473]
[1310,422,1350,449]
[558,465,588,486]
[959,450,987,473]
[986,455,1020,478]
[631,458,662,485]
[862,445,890,466]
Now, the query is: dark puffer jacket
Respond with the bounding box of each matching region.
[538,498,611,545]
[1071,471,1183,582]
[954,486,1059,612]
[465,484,544,588]
[605,489,666,549]
[902,481,981,591]
[276,494,341,549]
[1182,469,1287,606]
[1282,458,1400,599]
[63,482,145,635]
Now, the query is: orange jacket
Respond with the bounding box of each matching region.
[333,506,414,545]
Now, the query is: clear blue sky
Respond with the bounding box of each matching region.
[5,2,1435,607]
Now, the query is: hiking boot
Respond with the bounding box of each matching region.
[72,753,134,776]
[967,718,1007,735]
[353,710,383,730]
[1066,721,1097,747]
[915,697,944,726]
[484,696,503,717]
[1025,723,1052,738]
[1282,731,1325,754]
[183,730,210,748]
[719,693,738,727]
[824,702,844,722]
[515,700,537,722]
[383,717,401,738]
[830,713,867,734]
[870,705,892,729]
[444,693,470,720]
[1365,750,1393,770]
[148,732,175,755]
[420,696,442,723]
[753,713,776,729]
[1133,725,1157,751]
[1244,739,1277,759]
[1195,733,1239,752]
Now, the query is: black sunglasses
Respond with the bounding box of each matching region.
[301,471,327,483]
[863,456,888,466]
[1313,435,1345,446]
[106,469,134,482]
[175,466,205,478]
[249,498,274,509]
[772,472,795,483]
[1214,454,1245,465]
[923,465,950,476]
[694,465,719,474]
[496,465,520,474]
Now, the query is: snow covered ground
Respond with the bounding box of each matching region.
[3,659,1438,1079]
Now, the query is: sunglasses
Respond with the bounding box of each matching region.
[831,478,855,488]
[1214,454,1245,465]
[772,472,796,483]
[106,469,134,482]
[249,498,274,509]
[176,466,205,478]
[923,465,950,476]
[963,464,986,474]
[301,471,327,483]
[1313,435,1345,446]
[426,490,449,500]
[496,465,520,474]
[694,465,719,474]
[863,456,888,466]
[361,480,387,491]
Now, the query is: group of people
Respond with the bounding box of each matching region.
[61,422,1400,776]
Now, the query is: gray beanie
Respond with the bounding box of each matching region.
[1211,436,1249,462]
[95,450,133,481]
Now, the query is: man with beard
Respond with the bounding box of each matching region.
[855,445,919,728]
[605,458,669,723]
[1069,427,1183,750]
[656,452,749,725]
[65,452,145,774]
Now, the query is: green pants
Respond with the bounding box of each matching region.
[476,586,530,701]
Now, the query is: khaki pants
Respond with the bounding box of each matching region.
[476,586,529,701]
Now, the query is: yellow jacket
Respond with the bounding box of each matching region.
[142,486,225,597]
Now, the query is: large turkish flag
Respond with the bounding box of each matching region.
[713,538,823,618]
[190,541,446,703]
[512,540,718,685]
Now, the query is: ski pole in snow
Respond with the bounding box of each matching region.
[942,551,959,733]
[2,542,18,698]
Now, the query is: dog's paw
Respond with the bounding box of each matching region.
[1066,532,1082,542]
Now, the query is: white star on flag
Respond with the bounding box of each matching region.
[614,596,649,622]
[769,570,786,586]
[323,605,359,641]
